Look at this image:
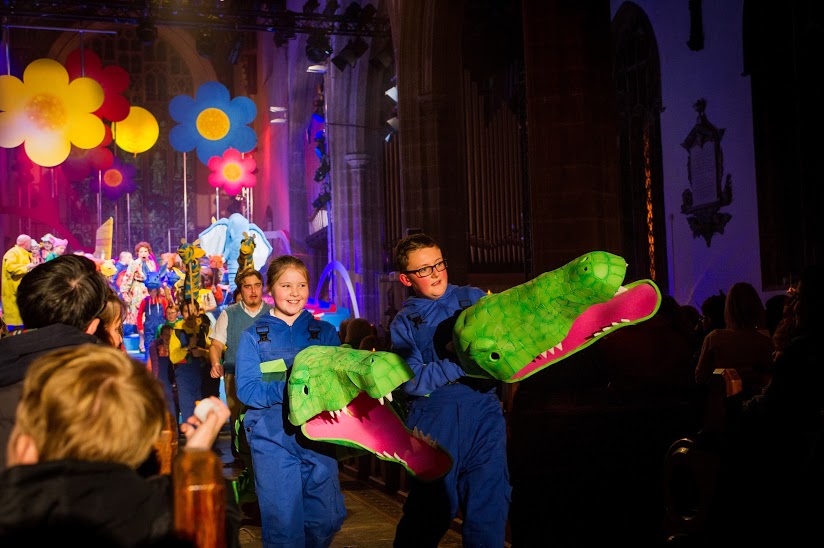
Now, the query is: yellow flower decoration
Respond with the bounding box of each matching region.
[0,58,105,167]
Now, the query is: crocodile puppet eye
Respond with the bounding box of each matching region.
[489,352,500,362]
[303,385,309,396]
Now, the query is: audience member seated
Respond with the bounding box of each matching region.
[0,344,239,546]
[0,255,107,469]
[94,287,127,350]
[344,317,377,349]
[764,293,789,337]
[709,264,824,545]
[358,334,386,351]
[689,291,727,368]
[599,295,698,403]
[694,282,773,400]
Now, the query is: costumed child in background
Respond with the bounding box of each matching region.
[235,255,345,548]
[30,241,42,265]
[44,237,68,262]
[148,323,179,423]
[169,299,213,423]
[38,233,54,262]
[197,266,219,325]
[119,241,158,335]
[136,272,170,358]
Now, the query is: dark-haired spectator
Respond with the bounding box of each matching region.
[0,254,108,468]
[764,293,789,337]
[711,265,824,544]
[694,282,773,399]
[344,317,377,349]
[94,287,127,351]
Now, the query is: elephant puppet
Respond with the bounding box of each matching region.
[198,213,273,299]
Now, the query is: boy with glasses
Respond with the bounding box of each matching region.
[390,233,510,547]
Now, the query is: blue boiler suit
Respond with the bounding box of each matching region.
[236,310,345,548]
[391,284,511,548]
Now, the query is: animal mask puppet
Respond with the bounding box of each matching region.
[285,251,661,481]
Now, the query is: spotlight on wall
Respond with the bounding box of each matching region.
[136,18,157,46]
[305,32,333,64]
[330,37,369,71]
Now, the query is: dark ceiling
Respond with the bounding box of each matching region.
[0,1,390,37]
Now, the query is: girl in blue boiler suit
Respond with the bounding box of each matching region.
[235,255,344,548]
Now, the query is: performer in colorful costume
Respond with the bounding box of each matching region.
[1,235,36,328]
[119,241,158,332]
[136,272,169,357]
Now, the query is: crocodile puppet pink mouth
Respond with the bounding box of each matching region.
[510,280,661,381]
[302,392,453,481]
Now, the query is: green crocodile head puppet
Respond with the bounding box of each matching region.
[453,250,661,381]
[288,345,453,482]
[287,250,661,481]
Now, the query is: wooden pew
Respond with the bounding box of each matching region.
[663,368,742,545]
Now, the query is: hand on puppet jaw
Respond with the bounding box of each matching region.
[285,251,661,483]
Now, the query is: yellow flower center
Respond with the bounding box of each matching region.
[103,168,123,188]
[223,162,242,181]
[26,93,67,131]
[196,108,230,140]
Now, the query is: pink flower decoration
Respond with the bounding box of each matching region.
[207,148,256,196]
[65,49,130,123]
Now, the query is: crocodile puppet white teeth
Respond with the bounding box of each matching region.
[381,451,409,466]
[616,285,628,295]
[412,426,438,447]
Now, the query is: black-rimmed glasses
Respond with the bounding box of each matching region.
[404,260,448,278]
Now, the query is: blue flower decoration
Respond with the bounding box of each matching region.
[168,81,257,165]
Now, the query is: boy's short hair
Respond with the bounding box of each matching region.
[265,255,310,294]
[17,255,109,330]
[393,233,439,272]
[15,344,166,468]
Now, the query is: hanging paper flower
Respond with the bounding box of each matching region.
[169,81,257,165]
[65,49,130,123]
[90,156,137,201]
[113,106,159,154]
[0,58,105,167]
[60,125,114,181]
[207,147,256,196]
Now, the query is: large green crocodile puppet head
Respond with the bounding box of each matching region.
[453,250,661,381]
[287,251,661,482]
[288,345,453,482]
